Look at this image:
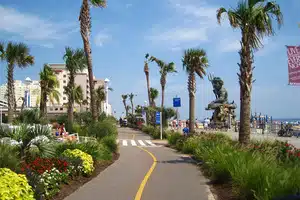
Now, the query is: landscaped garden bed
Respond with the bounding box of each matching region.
[166,132,300,200]
[0,117,119,200]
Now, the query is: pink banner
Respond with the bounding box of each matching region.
[287,46,300,85]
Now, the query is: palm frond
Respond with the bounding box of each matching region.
[90,0,107,8]
[217,7,227,24]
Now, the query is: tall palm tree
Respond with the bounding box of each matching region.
[63,47,87,131]
[128,93,136,115]
[121,94,128,117]
[0,42,34,123]
[217,0,283,144]
[150,87,159,107]
[95,86,105,115]
[79,0,106,122]
[182,49,209,133]
[95,86,113,115]
[144,53,152,106]
[149,56,177,110]
[39,64,60,118]
[73,85,84,113]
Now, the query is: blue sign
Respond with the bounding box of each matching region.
[155,112,161,125]
[173,97,181,107]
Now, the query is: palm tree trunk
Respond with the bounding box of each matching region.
[80,0,97,122]
[161,85,165,109]
[131,100,134,115]
[67,101,74,132]
[67,75,75,132]
[123,101,127,117]
[238,34,252,144]
[7,64,14,124]
[146,72,152,107]
[189,73,196,133]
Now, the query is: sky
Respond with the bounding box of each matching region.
[0,0,299,120]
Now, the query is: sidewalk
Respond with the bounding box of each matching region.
[223,131,300,148]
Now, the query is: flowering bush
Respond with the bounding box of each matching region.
[0,168,34,200]
[39,168,69,199]
[21,157,69,175]
[62,149,94,175]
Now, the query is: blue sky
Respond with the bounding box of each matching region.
[0,0,299,119]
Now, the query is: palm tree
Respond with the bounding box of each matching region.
[95,85,113,115]
[73,85,84,113]
[63,47,87,131]
[39,64,60,118]
[95,86,105,115]
[217,0,283,144]
[182,49,208,133]
[79,0,106,122]
[150,88,159,107]
[128,93,136,115]
[19,97,26,113]
[144,53,152,106]
[121,94,128,117]
[149,56,177,109]
[0,42,34,123]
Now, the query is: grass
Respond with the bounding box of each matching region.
[168,133,300,200]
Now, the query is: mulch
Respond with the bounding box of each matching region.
[52,153,120,200]
[207,180,240,200]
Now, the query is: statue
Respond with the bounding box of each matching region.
[206,74,237,129]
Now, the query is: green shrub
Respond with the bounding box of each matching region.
[0,144,20,171]
[88,120,117,139]
[62,149,94,176]
[190,133,300,200]
[55,141,112,161]
[182,136,200,154]
[142,125,155,135]
[167,132,183,146]
[0,168,34,200]
[101,135,117,152]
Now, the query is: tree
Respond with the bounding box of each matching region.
[19,97,26,113]
[182,48,208,133]
[39,64,60,118]
[150,88,159,107]
[95,85,112,115]
[63,47,87,132]
[121,94,128,117]
[79,0,106,122]
[0,42,34,123]
[217,0,283,144]
[149,56,177,110]
[144,53,152,106]
[128,93,136,115]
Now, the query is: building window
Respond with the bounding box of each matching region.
[63,97,66,100]
[55,108,58,111]
[60,108,63,111]
[50,108,53,111]
[63,75,66,78]
[63,80,66,83]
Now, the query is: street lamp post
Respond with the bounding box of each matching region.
[104,78,110,116]
[24,77,32,108]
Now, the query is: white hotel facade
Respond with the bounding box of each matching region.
[0,64,112,115]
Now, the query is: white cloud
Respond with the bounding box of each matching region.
[94,32,112,47]
[220,39,240,53]
[146,27,208,46]
[125,3,133,8]
[0,5,76,46]
[145,0,224,50]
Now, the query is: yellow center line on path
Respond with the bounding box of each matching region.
[134,146,157,200]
